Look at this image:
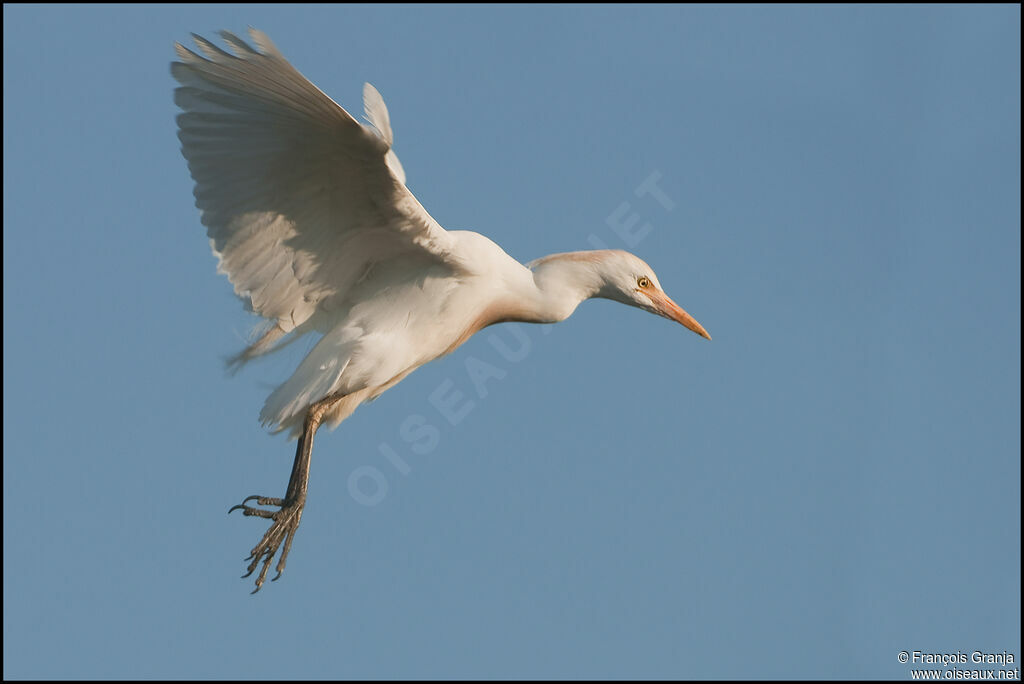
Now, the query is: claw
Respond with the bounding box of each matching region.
[228,394,323,593]
[230,494,276,514]
[231,495,305,594]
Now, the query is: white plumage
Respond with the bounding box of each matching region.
[174,29,463,434]
[173,29,710,592]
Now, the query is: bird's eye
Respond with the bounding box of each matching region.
[637,276,651,289]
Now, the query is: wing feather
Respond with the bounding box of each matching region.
[172,28,457,341]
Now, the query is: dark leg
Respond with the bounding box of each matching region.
[228,399,331,593]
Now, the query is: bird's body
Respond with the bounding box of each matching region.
[173,29,710,592]
[263,230,537,436]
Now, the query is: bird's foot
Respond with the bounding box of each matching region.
[229,494,306,593]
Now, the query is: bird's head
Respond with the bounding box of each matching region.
[592,250,711,340]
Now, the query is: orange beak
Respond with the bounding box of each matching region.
[645,290,711,340]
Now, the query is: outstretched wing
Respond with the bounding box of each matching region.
[172,29,457,340]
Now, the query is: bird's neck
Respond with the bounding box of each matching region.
[521,251,613,323]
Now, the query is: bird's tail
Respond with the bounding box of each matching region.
[259,325,360,435]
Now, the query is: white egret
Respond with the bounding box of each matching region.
[173,28,711,593]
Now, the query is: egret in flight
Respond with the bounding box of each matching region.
[172,29,711,593]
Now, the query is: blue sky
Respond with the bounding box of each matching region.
[3,4,1020,679]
